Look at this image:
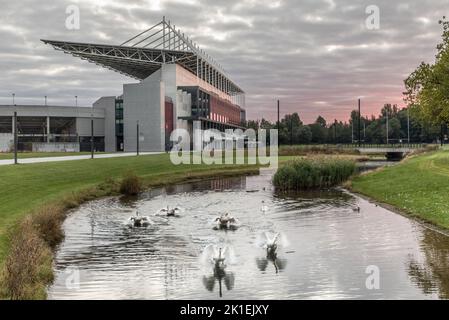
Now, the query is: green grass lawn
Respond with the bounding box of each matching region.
[0,152,97,160]
[0,153,259,264]
[351,149,449,229]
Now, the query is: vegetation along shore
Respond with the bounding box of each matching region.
[351,148,449,230]
[0,153,260,299]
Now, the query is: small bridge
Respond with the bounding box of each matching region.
[353,144,424,160]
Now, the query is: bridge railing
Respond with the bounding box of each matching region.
[338,143,425,149]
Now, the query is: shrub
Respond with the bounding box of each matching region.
[119,171,143,196]
[31,204,65,248]
[2,218,53,300]
[273,157,357,190]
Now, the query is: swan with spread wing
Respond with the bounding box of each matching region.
[214,213,239,230]
[127,211,152,228]
[156,205,182,217]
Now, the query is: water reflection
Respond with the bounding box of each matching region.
[408,228,449,299]
[256,255,287,274]
[203,269,235,298]
[48,173,449,300]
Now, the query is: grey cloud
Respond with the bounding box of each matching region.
[0,0,446,123]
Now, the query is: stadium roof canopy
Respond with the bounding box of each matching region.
[41,17,244,95]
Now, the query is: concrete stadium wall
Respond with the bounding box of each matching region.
[123,76,165,152]
[94,96,116,152]
[76,118,105,137]
[32,142,80,152]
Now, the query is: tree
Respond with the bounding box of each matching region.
[404,17,449,126]
[315,116,326,127]
[244,104,437,145]
[246,120,259,131]
[309,116,328,143]
[296,125,312,143]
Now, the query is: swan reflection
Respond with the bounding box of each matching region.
[200,244,236,297]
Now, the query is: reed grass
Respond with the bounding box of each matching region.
[273,157,357,190]
[278,145,360,157]
[119,171,142,196]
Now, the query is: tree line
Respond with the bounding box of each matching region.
[246,103,444,145]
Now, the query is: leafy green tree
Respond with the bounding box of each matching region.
[296,125,312,144]
[404,17,449,125]
[246,120,259,131]
[309,116,328,143]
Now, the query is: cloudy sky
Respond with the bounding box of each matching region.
[0,0,447,123]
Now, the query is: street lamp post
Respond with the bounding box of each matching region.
[12,93,15,105]
[407,107,410,145]
[386,107,389,145]
[277,100,280,131]
[358,99,361,147]
[13,111,18,165]
[91,111,94,159]
[137,120,140,156]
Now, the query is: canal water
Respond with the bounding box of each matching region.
[48,169,449,300]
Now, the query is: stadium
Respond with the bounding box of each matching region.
[0,17,246,152]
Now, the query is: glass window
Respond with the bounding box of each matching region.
[17,117,47,135]
[0,116,12,133]
[50,117,76,135]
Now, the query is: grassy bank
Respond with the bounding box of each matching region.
[351,149,449,229]
[0,153,260,298]
[273,157,357,190]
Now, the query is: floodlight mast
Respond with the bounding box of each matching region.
[118,17,243,93]
[41,17,245,101]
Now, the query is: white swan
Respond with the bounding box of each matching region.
[128,211,151,227]
[201,244,236,269]
[260,201,269,213]
[157,205,182,217]
[214,213,238,230]
[201,245,236,297]
[256,232,289,256]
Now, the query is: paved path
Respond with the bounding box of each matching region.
[0,152,164,166]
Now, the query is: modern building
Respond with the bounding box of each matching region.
[0,105,105,152]
[0,18,246,153]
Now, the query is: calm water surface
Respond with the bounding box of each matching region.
[48,169,449,300]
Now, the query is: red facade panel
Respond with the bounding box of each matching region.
[209,94,241,126]
[165,99,174,134]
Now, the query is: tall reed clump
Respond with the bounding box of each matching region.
[0,206,61,299]
[119,171,143,196]
[273,157,357,190]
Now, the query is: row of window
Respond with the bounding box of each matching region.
[0,116,77,134]
[115,100,124,137]
[210,113,229,124]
